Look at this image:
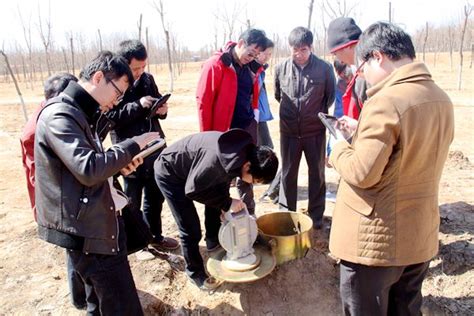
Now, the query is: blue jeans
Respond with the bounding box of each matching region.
[66,217,143,315]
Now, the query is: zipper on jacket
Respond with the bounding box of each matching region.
[296,65,303,138]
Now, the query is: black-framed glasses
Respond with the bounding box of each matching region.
[109,80,125,103]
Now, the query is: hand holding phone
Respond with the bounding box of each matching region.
[147,93,171,119]
[318,112,351,140]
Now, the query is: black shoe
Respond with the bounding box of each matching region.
[313,219,323,230]
[206,239,222,252]
[187,274,222,291]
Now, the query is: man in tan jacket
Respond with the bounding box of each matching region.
[329,22,454,315]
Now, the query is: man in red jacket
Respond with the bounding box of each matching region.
[20,73,78,221]
[195,28,268,251]
[196,28,267,139]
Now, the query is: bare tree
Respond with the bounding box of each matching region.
[137,14,143,41]
[17,5,35,88]
[448,25,455,70]
[308,0,315,29]
[322,0,357,19]
[69,35,75,76]
[152,0,174,92]
[37,0,53,76]
[422,22,429,63]
[1,49,28,121]
[146,27,150,73]
[97,29,103,51]
[62,47,69,72]
[457,3,473,90]
[213,2,245,42]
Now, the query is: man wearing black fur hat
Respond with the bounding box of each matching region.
[327,17,367,120]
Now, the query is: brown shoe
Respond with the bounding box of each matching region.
[150,237,180,251]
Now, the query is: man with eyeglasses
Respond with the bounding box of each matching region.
[34,52,161,314]
[195,28,268,252]
[108,40,179,261]
[328,22,454,315]
[274,26,335,230]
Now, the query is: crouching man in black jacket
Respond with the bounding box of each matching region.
[35,52,160,315]
[154,129,278,290]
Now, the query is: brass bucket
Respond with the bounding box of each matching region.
[256,211,313,265]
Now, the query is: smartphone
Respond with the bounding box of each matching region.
[147,93,171,119]
[318,112,339,138]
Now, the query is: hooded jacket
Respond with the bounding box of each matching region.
[154,129,254,211]
[275,54,336,138]
[329,62,454,266]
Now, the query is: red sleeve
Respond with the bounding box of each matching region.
[196,59,223,131]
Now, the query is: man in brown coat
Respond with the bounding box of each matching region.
[328,22,454,315]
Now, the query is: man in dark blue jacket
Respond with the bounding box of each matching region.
[108,40,179,260]
[274,27,335,229]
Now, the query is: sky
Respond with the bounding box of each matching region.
[0,0,469,52]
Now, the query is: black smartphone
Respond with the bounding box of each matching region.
[147,93,171,119]
[318,112,339,138]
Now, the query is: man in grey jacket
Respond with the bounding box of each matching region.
[274,26,335,228]
[35,52,159,314]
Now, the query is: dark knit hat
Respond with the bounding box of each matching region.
[327,17,362,53]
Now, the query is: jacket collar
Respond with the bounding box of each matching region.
[63,81,101,124]
[366,62,432,98]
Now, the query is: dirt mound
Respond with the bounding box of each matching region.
[446,150,472,170]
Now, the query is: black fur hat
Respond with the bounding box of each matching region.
[327,17,362,53]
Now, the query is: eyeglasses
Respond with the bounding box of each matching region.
[355,60,367,75]
[109,80,125,103]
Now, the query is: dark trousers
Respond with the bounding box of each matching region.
[257,121,274,149]
[66,217,143,316]
[155,177,221,280]
[235,119,258,214]
[279,133,326,222]
[340,260,430,316]
[124,174,165,241]
[67,253,87,309]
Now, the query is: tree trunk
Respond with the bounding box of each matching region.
[146,27,150,73]
[1,50,28,121]
[422,22,429,63]
[457,5,472,90]
[138,14,143,41]
[307,0,314,29]
[97,29,103,51]
[70,36,75,76]
[62,48,70,73]
[153,0,174,92]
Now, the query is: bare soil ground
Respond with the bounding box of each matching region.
[0,56,472,315]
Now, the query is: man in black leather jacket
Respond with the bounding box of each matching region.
[108,40,179,259]
[35,52,160,315]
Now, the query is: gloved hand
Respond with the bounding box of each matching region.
[253,109,260,123]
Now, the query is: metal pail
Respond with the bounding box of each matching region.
[256,211,313,265]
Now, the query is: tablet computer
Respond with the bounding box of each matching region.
[147,93,171,120]
[134,138,166,160]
